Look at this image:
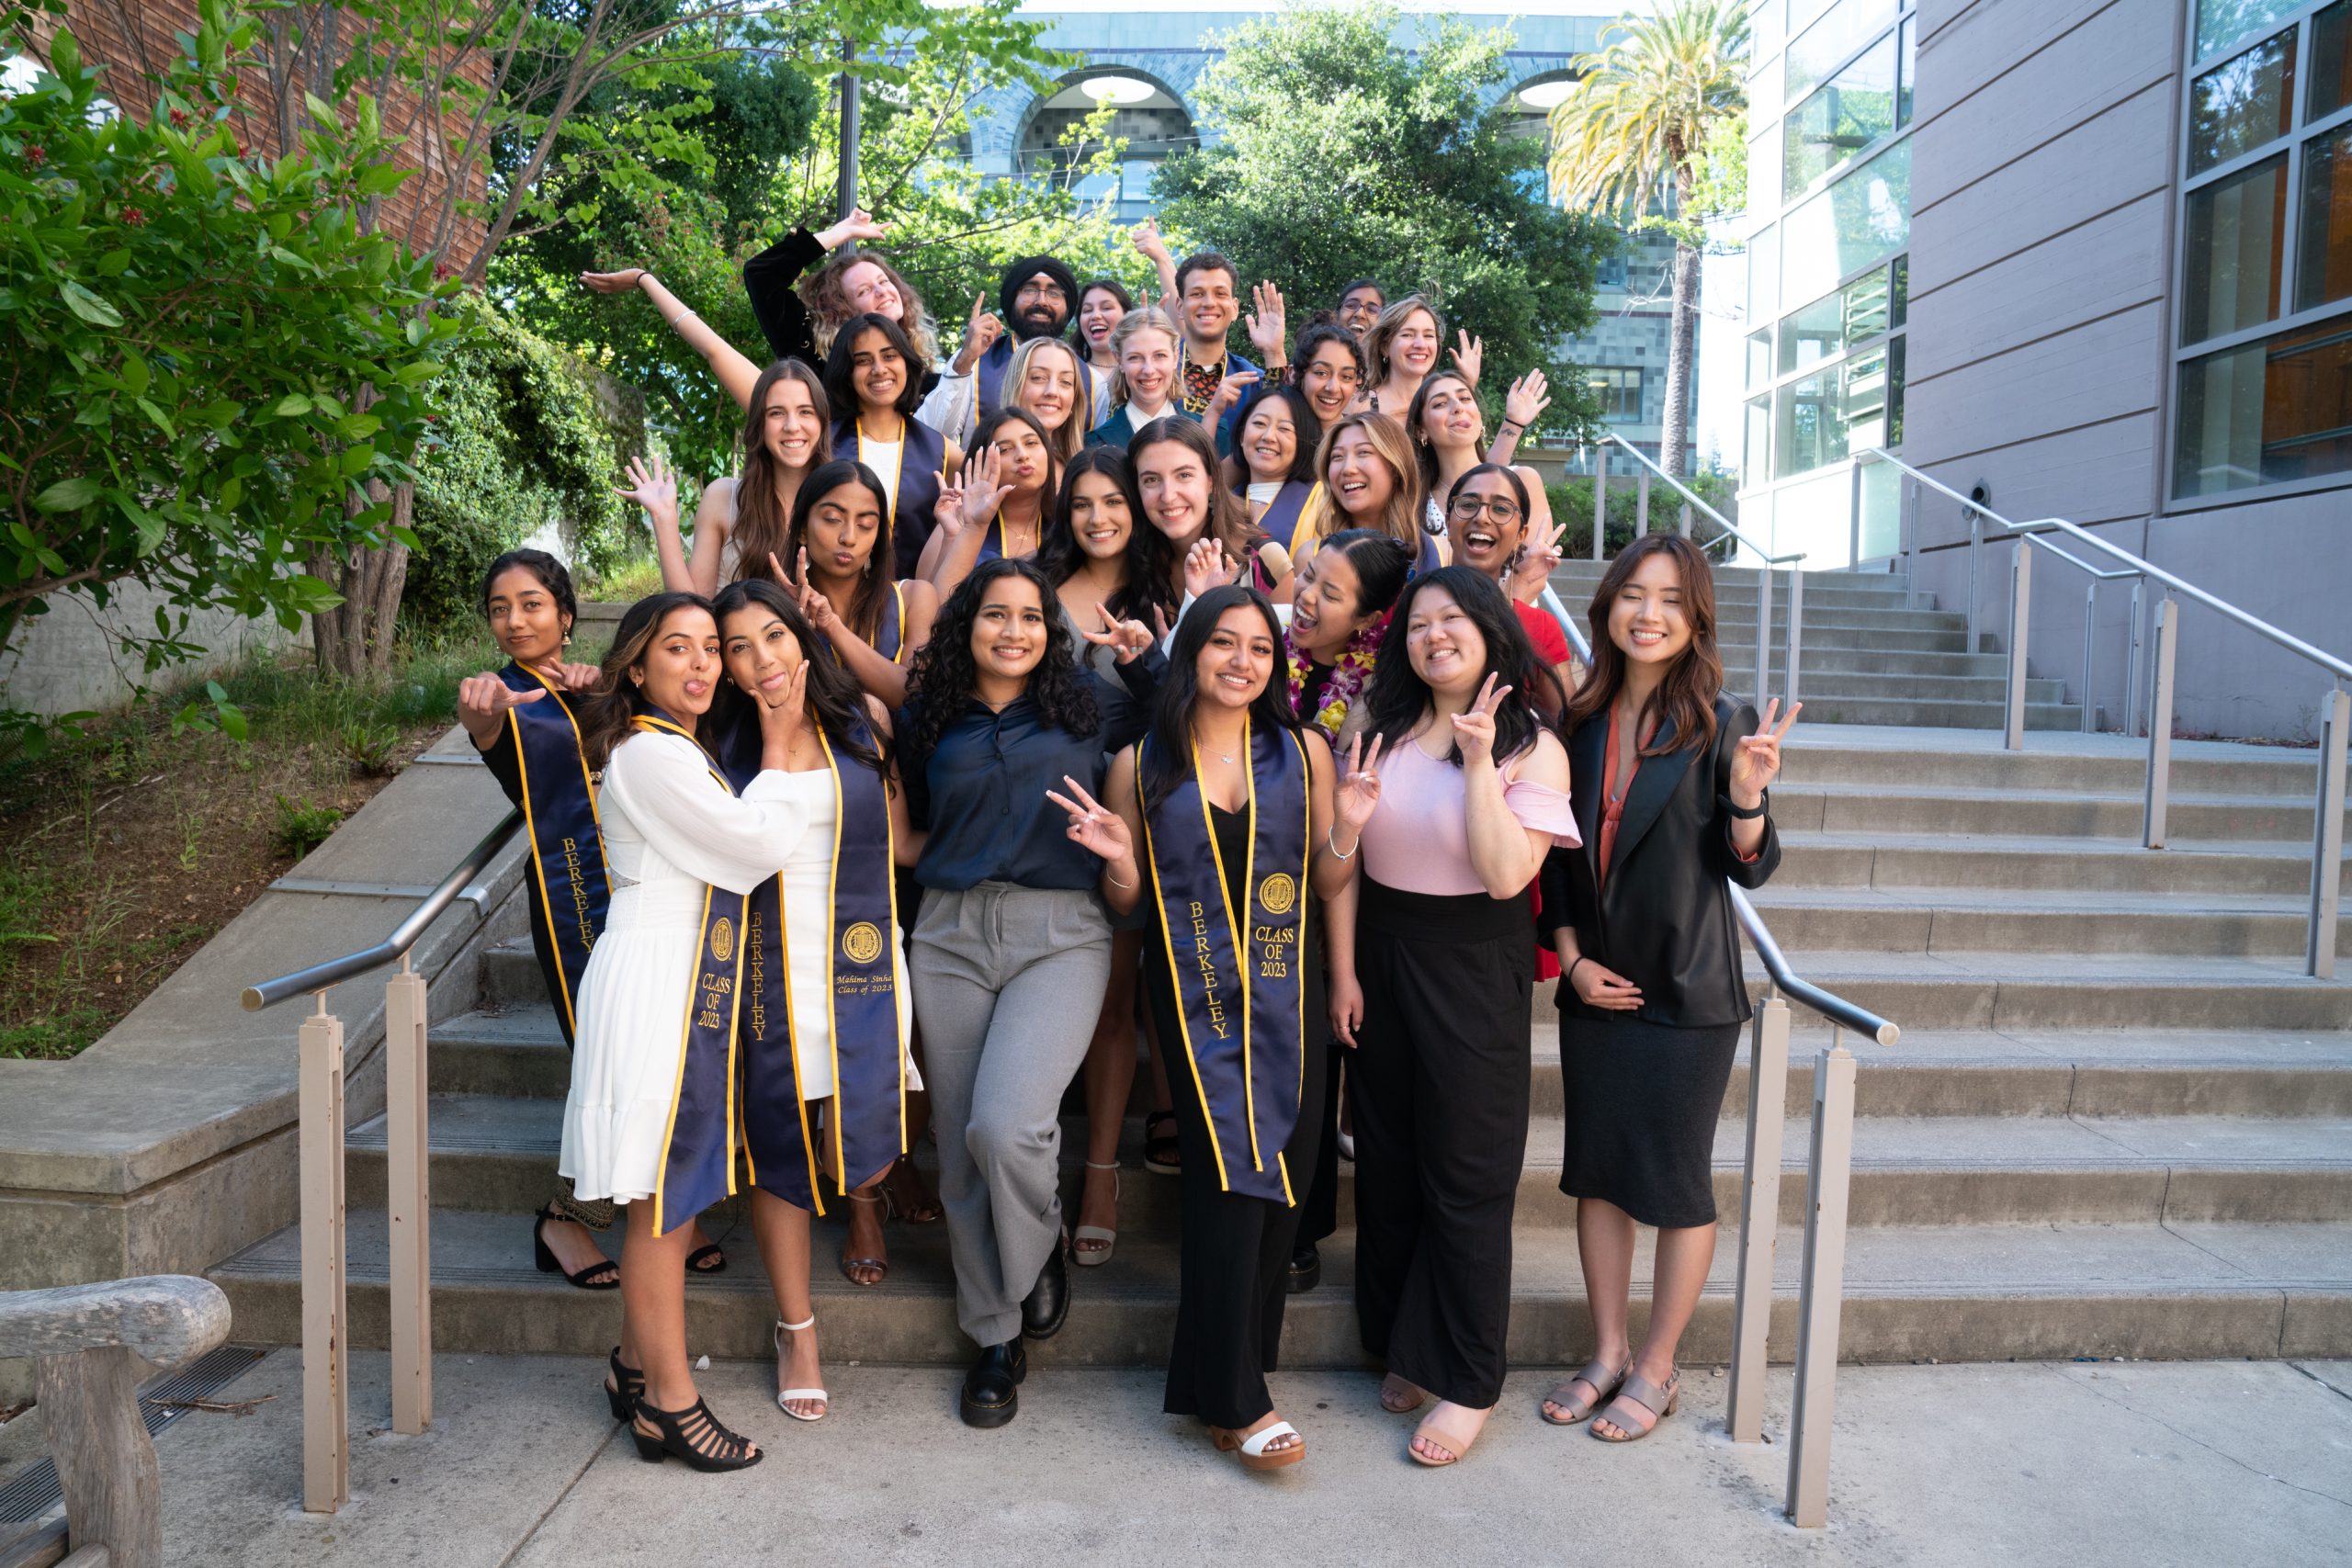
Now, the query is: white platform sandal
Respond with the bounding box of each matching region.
[1212,1418,1305,1471]
[774,1315,828,1422]
[1072,1160,1120,1268]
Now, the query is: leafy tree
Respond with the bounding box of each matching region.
[1152,1,1610,430]
[1547,0,1748,476]
[0,0,455,752]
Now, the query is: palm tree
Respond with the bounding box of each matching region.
[1546,0,1747,478]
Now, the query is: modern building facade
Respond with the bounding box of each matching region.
[978,0,1697,466]
[1740,0,2349,739]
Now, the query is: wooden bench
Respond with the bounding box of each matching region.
[0,1276,231,1568]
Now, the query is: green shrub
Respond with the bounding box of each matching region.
[271,795,345,857]
[1545,470,1738,561]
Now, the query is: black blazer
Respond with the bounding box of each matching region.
[1538,691,1781,1029]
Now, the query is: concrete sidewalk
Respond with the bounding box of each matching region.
[6,1349,2347,1565]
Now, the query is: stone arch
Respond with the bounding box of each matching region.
[1010,62,1201,180]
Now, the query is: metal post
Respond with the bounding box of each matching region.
[1966,508,1982,652]
[2124,580,2144,737]
[1902,478,1918,611]
[1679,501,1692,538]
[1784,566,1804,710]
[1846,458,1863,569]
[1591,445,1608,561]
[1636,467,1651,536]
[2082,580,2098,735]
[2309,686,2348,980]
[1786,1034,1858,1529]
[1726,996,1792,1444]
[835,38,860,226]
[299,996,348,1514]
[1754,558,1774,711]
[385,957,432,1437]
[2144,595,2179,848]
[2005,537,2032,750]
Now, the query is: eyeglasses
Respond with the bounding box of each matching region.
[1447,494,1521,525]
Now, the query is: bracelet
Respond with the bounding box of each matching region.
[1566,954,1589,987]
[1326,827,1358,861]
[1105,865,1136,891]
[1724,792,1768,820]
[665,310,699,328]
[1498,419,1521,434]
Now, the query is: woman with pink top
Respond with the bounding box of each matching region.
[1343,566,1575,1468]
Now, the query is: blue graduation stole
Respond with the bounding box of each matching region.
[1257,480,1315,558]
[498,661,609,1036]
[1282,482,1330,558]
[724,723,907,1214]
[876,581,906,664]
[635,711,750,1238]
[838,417,945,580]
[1137,721,1312,1205]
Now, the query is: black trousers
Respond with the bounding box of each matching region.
[1350,879,1532,1410]
[1149,953,1328,1429]
[1295,1035,1343,1249]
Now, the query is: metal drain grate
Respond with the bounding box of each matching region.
[0,1344,268,1525]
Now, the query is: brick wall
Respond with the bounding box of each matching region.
[35,0,489,274]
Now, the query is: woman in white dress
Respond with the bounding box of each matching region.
[563,591,812,1472]
[707,577,919,1422]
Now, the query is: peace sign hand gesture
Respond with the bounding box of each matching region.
[769,549,841,637]
[1451,331,1484,389]
[1509,516,1566,604]
[1503,369,1551,432]
[1080,603,1155,665]
[457,672,544,727]
[1245,281,1287,365]
[1730,698,1802,807]
[1046,774,1134,863]
[1333,732,1387,836]
[1451,672,1512,767]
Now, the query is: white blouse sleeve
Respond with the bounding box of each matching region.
[605,733,809,896]
[916,369,975,449]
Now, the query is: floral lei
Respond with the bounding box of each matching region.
[1288,610,1387,739]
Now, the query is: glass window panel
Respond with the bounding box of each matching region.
[2188,29,2295,175]
[1780,139,1911,310]
[2175,318,2352,494]
[1749,221,1780,319]
[1783,32,1900,196]
[2313,0,2352,118]
[1773,343,1891,478]
[1897,13,1915,127]
[2196,0,2307,62]
[1589,367,1644,423]
[1753,0,1785,62]
[1886,333,1906,449]
[1747,329,1774,389]
[1890,254,1909,325]
[1778,266,1893,374]
[2297,123,2352,310]
[2180,152,2287,344]
[1786,0,1895,104]
[1745,395,1773,484]
[1749,120,1782,214]
[1857,456,1904,560]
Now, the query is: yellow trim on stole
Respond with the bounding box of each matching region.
[504,662,604,1036]
[859,415,908,529]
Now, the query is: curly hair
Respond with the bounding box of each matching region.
[902,558,1101,761]
[797,251,941,367]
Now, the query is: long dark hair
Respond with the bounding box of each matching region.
[1131,414,1264,597]
[972,405,1061,518]
[1363,567,1552,768]
[1365,293,1444,385]
[1563,534,1725,758]
[1308,529,1415,626]
[785,457,895,646]
[903,558,1100,760]
[732,360,832,587]
[1442,462,1534,572]
[479,548,577,632]
[1071,276,1134,356]
[579,591,718,772]
[1407,368,1480,493]
[1232,381,1321,487]
[1293,320,1365,386]
[1036,446,1159,621]
[1140,584,1299,811]
[709,578,888,777]
[824,311,924,420]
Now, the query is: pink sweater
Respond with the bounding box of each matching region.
[1355,731,1579,896]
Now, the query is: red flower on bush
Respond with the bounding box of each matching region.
[169,107,192,129]
[121,206,147,227]
[24,143,45,166]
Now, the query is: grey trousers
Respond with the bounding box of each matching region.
[910,883,1114,1348]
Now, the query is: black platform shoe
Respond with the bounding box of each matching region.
[959,1339,1028,1428]
[1022,1244,1069,1340]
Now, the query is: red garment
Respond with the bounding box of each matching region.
[1514,599,1571,667]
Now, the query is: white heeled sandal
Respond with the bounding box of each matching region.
[1072,1160,1120,1268]
[774,1315,828,1422]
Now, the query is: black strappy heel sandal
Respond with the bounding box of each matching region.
[1143,1110,1182,1176]
[533,1205,620,1291]
[684,1223,728,1275]
[630,1394,763,1472]
[603,1347,643,1422]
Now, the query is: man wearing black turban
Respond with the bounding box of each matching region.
[919,254,1097,446]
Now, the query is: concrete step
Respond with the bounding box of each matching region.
[1745,696,2083,729]
[1785,726,2329,797]
[1774,832,2352,897]
[209,1205,2352,1363]
[345,1093,2352,1229]
[1755,648,2009,679]
[1747,886,2352,959]
[1714,623,1974,655]
[432,1007,2352,1122]
[1550,564,1918,605]
[1773,783,2352,843]
[1721,950,2352,1032]
[1765,671,2072,705]
[1701,604,1967,635]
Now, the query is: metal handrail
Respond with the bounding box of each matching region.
[243,811,522,1010]
[2007,528,2146,738]
[1856,446,2347,979]
[1592,431,1805,568]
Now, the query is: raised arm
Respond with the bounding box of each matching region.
[1455,680,1568,898]
[580,268,761,412]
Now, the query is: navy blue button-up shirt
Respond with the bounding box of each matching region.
[905,655,1160,892]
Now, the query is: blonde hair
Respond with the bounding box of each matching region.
[1003,336,1089,467]
[1107,306,1182,408]
[1363,293,1443,385]
[1315,412,1424,548]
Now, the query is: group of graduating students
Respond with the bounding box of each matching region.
[451,212,1797,1476]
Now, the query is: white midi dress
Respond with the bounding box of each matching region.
[560,729,809,1205]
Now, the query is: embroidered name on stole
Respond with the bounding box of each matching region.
[730,725,907,1214]
[1139,723,1311,1205]
[636,714,749,1237]
[501,661,608,1035]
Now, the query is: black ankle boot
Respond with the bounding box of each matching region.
[959,1339,1027,1428]
[1022,1244,1070,1340]
[1286,1243,1322,1294]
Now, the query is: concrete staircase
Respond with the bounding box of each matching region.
[209,570,2352,1369]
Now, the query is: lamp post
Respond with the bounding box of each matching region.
[836,37,860,237]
